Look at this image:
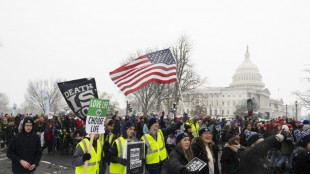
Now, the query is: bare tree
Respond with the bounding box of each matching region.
[122,35,205,116]
[99,91,120,116]
[0,93,9,113]
[169,35,205,112]
[24,79,64,114]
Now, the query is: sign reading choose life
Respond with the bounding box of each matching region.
[86,98,109,134]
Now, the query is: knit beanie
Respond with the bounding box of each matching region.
[244,129,263,146]
[122,120,134,139]
[303,120,309,125]
[294,129,310,148]
[184,124,192,132]
[175,130,189,145]
[198,124,211,136]
[148,118,157,129]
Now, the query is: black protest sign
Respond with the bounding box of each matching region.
[58,78,98,121]
[185,157,207,172]
[125,141,145,174]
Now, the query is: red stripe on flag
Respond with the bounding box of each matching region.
[118,71,177,90]
[124,78,178,96]
[114,64,176,85]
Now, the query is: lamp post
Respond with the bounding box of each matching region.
[285,104,287,118]
[295,101,298,121]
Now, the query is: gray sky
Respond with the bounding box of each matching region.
[1,0,310,113]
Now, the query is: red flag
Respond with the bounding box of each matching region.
[110,49,177,96]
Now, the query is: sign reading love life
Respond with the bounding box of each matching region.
[86,98,109,134]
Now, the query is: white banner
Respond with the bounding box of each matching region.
[42,91,50,116]
[86,116,106,134]
[12,103,17,115]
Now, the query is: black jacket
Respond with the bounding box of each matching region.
[220,146,239,174]
[292,147,310,174]
[237,135,279,174]
[191,138,219,174]
[168,146,192,174]
[7,117,42,174]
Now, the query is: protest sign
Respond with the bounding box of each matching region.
[86,98,109,134]
[185,157,207,172]
[58,78,98,121]
[123,141,145,174]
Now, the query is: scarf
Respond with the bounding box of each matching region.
[224,142,240,153]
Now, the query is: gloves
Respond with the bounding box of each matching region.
[82,153,91,162]
[186,169,199,174]
[182,113,188,123]
[276,129,287,142]
[119,158,128,166]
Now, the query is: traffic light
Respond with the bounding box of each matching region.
[127,103,133,112]
[171,103,176,112]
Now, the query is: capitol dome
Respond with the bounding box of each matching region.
[230,47,265,89]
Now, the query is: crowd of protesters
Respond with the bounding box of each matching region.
[1,111,310,174]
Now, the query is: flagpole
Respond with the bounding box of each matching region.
[169,48,186,114]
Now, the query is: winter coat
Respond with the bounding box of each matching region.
[220,146,239,174]
[237,135,279,174]
[292,147,310,174]
[280,138,294,156]
[191,138,219,174]
[7,118,42,174]
[221,129,234,144]
[168,146,192,174]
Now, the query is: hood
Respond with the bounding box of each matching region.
[22,117,34,133]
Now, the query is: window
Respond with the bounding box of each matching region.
[222,102,225,106]
[227,110,230,114]
[222,95,225,97]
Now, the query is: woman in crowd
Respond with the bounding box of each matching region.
[220,136,241,174]
[168,130,197,174]
[192,125,219,174]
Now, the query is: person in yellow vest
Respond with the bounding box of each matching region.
[109,120,137,174]
[102,119,115,174]
[141,112,187,174]
[185,116,200,138]
[72,133,103,174]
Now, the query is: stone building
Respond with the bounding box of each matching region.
[183,47,301,120]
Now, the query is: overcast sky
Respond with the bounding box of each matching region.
[1,0,310,114]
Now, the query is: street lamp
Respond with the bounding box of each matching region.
[285,104,287,118]
[295,101,298,121]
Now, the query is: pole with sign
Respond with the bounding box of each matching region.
[83,98,109,174]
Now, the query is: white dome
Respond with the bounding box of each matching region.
[230,48,265,89]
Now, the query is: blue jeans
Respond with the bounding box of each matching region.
[146,163,162,174]
[14,172,35,174]
[276,155,292,169]
[270,150,281,167]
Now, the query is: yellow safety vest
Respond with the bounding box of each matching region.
[108,133,114,146]
[110,137,125,174]
[141,129,167,165]
[191,122,200,138]
[75,138,103,174]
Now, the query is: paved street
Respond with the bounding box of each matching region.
[0,147,74,174]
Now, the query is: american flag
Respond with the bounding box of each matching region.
[110,49,177,96]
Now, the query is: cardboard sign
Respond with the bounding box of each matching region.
[86,98,109,134]
[185,157,207,172]
[124,141,145,174]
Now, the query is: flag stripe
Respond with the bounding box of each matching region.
[119,70,177,91]
[113,63,176,85]
[116,65,176,89]
[111,60,152,82]
[123,75,178,95]
[110,57,150,79]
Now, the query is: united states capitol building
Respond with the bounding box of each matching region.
[183,48,301,120]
